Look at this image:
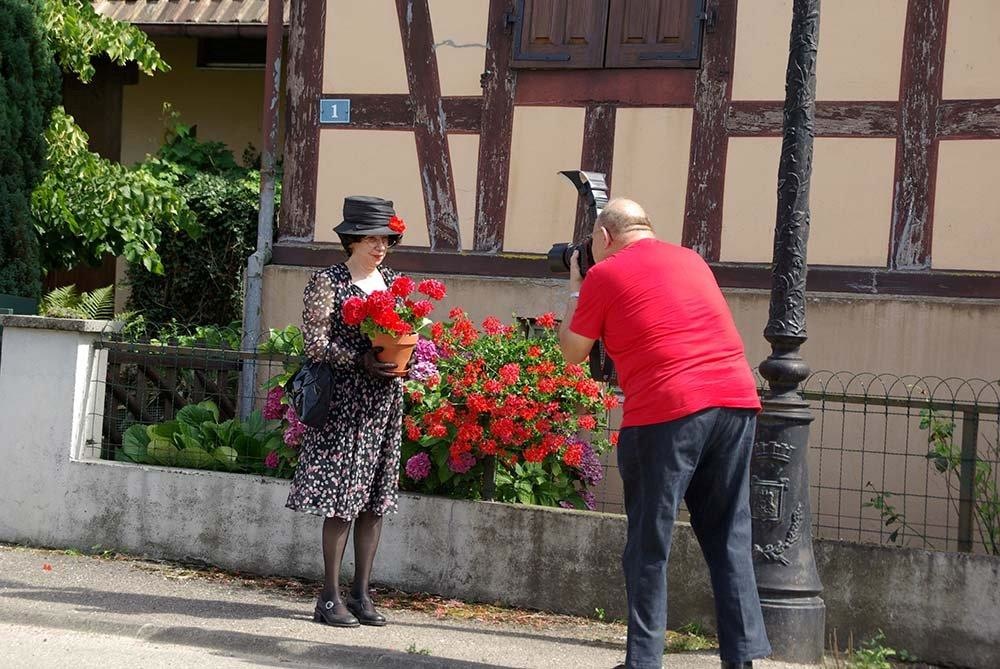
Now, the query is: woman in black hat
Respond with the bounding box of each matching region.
[286,196,407,628]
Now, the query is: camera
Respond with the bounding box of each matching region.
[547,171,609,278]
[547,237,595,277]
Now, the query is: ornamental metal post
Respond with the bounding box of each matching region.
[751,0,825,664]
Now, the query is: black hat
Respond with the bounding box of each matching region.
[333,196,405,239]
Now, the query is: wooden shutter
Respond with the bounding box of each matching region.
[605,0,705,68]
[512,0,610,69]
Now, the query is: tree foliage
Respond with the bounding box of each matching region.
[27,2,197,277]
[37,0,169,83]
[0,0,61,298]
[32,107,199,274]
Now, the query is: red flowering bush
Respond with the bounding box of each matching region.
[342,276,446,338]
[399,310,620,509]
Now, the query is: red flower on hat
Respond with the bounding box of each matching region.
[388,215,406,233]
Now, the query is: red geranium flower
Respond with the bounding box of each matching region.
[578,415,597,430]
[388,215,406,233]
[391,276,415,297]
[342,296,367,326]
[499,363,520,386]
[482,316,505,335]
[411,300,433,318]
[527,345,542,358]
[418,279,447,300]
[563,442,584,467]
[536,312,557,329]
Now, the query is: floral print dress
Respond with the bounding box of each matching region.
[285,263,403,520]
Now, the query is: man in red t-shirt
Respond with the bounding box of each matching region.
[559,199,770,669]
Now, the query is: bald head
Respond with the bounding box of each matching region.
[596,198,653,236]
[589,198,655,263]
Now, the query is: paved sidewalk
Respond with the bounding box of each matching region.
[0,544,807,669]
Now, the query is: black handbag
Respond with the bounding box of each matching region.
[288,359,335,429]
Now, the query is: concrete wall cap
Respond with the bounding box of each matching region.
[0,314,123,333]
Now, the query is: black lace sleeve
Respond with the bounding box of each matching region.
[301,270,358,369]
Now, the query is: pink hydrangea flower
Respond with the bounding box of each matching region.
[263,386,284,420]
[264,450,279,469]
[448,451,476,474]
[405,452,432,481]
[283,405,306,446]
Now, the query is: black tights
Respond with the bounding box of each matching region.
[320,511,384,606]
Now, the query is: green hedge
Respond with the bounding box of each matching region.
[0,1,60,299]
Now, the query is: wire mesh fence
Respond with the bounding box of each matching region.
[588,372,1000,555]
[86,322,304,478]
[84,322,1000,555]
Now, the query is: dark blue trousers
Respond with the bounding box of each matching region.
[617,408,771,668]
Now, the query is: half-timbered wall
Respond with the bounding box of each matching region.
[276,0,1000,301]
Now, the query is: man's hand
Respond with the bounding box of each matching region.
[569,249,583,293]
[361,347,398,379]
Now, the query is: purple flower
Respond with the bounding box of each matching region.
[567,439,603,486]
[413,338,440,364]
[405,452,432,481]
[264,450,279,469]
[263,385,284,420]
[581,490,596,511]
[559,501,575,510]
[408,360,439,382]
[448,451,476,474]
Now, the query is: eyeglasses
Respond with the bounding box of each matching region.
[359,236,390,248]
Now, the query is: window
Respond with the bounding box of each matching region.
[511,0,707,69]
[196,38,266,69]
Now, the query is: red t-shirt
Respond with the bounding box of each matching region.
[571,238,761,428]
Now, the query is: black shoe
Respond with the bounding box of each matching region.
[722,662,753,669]
[313,597,360,627]
[345,593,388,626]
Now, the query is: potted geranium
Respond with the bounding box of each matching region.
[341,276,447,375]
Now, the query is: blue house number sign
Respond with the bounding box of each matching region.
[320,99,351,124]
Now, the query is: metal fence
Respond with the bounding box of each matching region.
[86,326,1000,555]
[589,372,1000,555]
[86,325,301,477]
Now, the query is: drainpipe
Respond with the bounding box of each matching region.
[239,0,284,419]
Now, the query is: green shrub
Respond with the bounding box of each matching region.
[0,0,61,298]
[127,120,278,326]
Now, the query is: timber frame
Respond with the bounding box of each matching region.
[278,0,1000,299]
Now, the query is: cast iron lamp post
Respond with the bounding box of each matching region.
[750,0,826,663]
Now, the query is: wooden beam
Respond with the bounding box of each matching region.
[728,101,899,137]
[938,99,1000,139]
[396,0,461,250]
[270,244,1000,299]
[473,0,517,253]
[889,0,949,270]
[681,0,739,261]
[278,0,325,240]
[574,105,617,242]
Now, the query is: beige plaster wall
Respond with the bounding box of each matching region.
[325,0,409,94]
[448,134,480,250]
[943,0,1000,99]
[262,265,1000,382]
[932,140,1000,271]
[427,0,489,97]
[503,106,586,253]
[721,137,896,265]
[611,107,693,244]
[720,137,781,263]
[121,37,276,166]
[314,129,429,246]
[732,0,907,101]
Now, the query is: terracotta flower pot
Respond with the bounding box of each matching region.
[371,331,419,376]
